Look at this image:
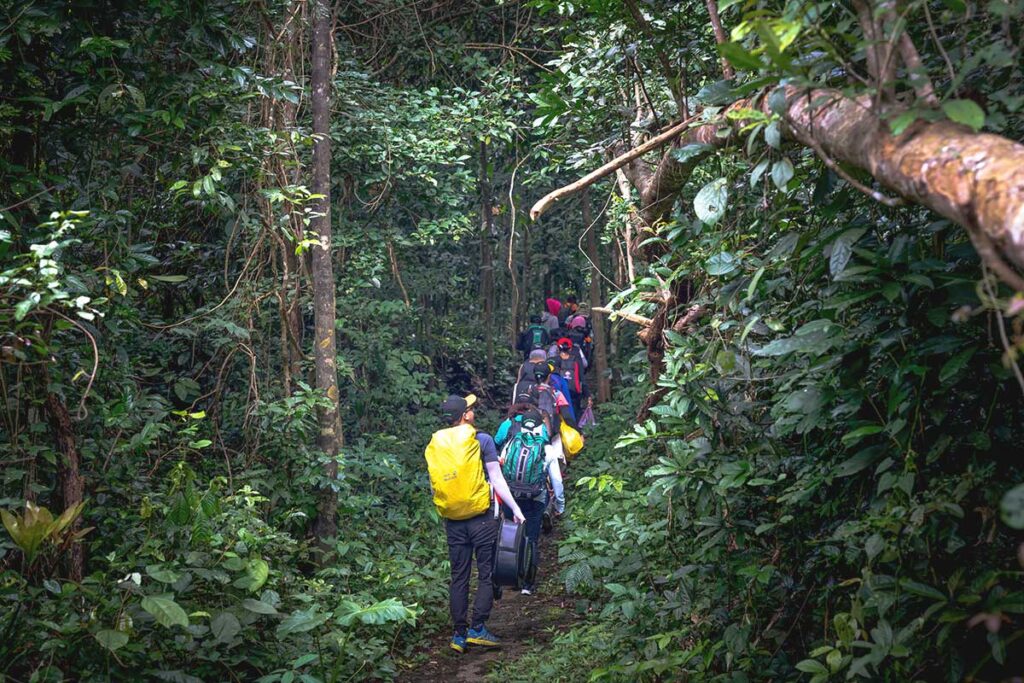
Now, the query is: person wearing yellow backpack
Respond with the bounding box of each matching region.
[424,393,525,654]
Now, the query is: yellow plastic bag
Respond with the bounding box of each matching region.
[560,421,584,459]
[424,424,492,520]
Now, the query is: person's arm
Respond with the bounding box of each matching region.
[485,461,525,523]
[494,419,511,448]
[546,456,565,514]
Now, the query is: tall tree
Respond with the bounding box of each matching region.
[479,141,495,384]
[582,190,611,402]
[309,0,341,552]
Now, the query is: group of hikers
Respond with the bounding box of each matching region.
[424,294,596,653]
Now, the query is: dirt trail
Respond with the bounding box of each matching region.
[397,525,578,682]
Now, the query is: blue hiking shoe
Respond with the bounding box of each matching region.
[466,624,500,647]
[450,632,467,653]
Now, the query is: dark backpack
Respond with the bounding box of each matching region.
[512,380,557,421]
[554,352,582,394]
[526,324,548,350]
[500,417,547,499]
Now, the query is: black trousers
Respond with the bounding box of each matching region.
[445,512,498,634]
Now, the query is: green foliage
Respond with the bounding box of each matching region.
[1,501,88,568]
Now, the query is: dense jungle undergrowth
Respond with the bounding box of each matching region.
[3,0,1024,681]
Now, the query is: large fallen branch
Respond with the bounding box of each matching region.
[531,87,1024,286]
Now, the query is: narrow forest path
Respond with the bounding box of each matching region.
[398,524,579,682]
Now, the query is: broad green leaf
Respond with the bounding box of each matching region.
[241,598,279,615]
[888,110,919,136]
[232,558,269,592]
[706,251,739,276]
[335,597,415,627]
[14,292,41,321]
[670,144,712,164]
[146,564,181,584]
[941,99,985,131]
[717,42,762,71]
[210,611,241,643]
[829,228,865,278]
[95,629,129,651]
[835,447,882,476]
[899,579,947,602]
[149,275,189,283]
[771,158,794,191]
[795,659,828,674]
[276,608,330,638]
[694,178,729,225]
[939,347,975,384]
[841,425,884,446]
[141,595,189,629]
[1000,483,1024,529]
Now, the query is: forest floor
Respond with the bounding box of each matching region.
[397,524,580,683]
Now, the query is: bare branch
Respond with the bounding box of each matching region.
[530,114,700,221]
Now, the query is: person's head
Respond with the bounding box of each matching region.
[519,409,544,431]
[557,337,573,355]
[530,314,542,324]
[566,295,577,306]
[441,393,478,427]
[545,298,561,317]
[507,401,535,418]
[528,349,547,363]
[569,315,586,329]
[532,362,552,385]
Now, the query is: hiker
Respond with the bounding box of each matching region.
[567,315,593,366]
[552,338,591,419]
[541,298,561,334]
[516,349,548,382]
[511,362,575,436]
[424,394,525,654]
[494,405,565,596]
[515,315,550,360]
[559,295,579,326]
[516,362,577,465]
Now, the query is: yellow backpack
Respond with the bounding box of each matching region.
[424,424,492,520]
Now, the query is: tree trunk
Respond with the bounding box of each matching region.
[614,88,1024,283]
[582,189,611,403]
[260,1,305,397]
[37,364,84,581]
[309,0,341,553]
[479,141,495,383]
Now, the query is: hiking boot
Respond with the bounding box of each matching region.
[450,632,467,653]
[466,624,500,647]
[521,586,534,596]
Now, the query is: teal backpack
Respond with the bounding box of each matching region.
[500,414,547,500]
[527,324,548,350]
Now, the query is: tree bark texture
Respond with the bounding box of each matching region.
[705,0,735,80]
[479,141,495,383]
[260,1,305,397]
[612,87,1024,282]
[37,365,84,581]
[582,190,611,403]
[309,0,341,551]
